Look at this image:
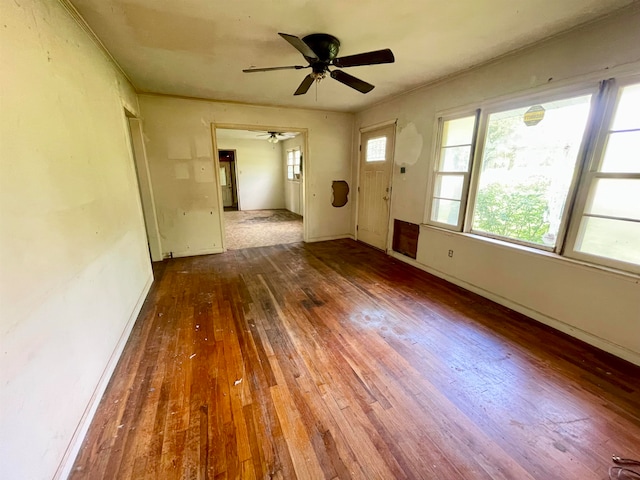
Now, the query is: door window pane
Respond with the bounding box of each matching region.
[472,95,592,246]
[219,167,227,186]
[366,137,386,162]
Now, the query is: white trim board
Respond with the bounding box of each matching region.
[307,234,355,243]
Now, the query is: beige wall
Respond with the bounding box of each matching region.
[355,7,640,364]
[282,136,306,216]
[0,1,153,479]
[139,94,354,257]
[217,137,285,211]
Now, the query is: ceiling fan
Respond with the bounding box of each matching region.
[253,131,292,143]
[243,33,395,96]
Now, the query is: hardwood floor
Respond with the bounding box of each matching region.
[70,239,640,479]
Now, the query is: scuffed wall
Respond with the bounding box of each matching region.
[354,6,640,364]
[139,94,354,257]
[217,137,285,211]
[0,1,152,478]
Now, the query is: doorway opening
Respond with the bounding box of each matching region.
[213,126,307,250]
[124,109,162,262]
[219,150,239,211]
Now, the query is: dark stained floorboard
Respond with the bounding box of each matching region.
[70,239,640,479]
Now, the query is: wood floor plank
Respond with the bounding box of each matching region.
[70,239,640,479]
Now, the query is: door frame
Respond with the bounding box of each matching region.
[211,123,309,251]
[123,109,163,261]
[355,119,397,252]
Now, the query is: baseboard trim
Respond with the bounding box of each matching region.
[170,247,224,258]
[390,251,640,367]
[53,272,154,479]
[307,234,355,243]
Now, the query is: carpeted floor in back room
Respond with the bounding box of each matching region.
[223,209,303,250]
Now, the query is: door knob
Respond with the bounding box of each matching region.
[383,195,389,201]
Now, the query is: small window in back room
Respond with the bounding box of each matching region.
[287,148,301,180]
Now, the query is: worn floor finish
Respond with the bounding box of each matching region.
[224,210,303,250]
[70,240,640,479]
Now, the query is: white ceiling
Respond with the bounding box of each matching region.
[70,0,635,113]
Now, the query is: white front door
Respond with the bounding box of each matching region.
[357,124,395,250]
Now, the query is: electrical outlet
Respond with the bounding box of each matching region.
[448,249,454,258]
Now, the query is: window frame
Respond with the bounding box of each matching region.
[465,85,601,252]
[425,76,640,274]
[286,147,302,182]
[563,75,640,274]
[425,110,480,231]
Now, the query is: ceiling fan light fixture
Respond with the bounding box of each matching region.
[268,133,279,143]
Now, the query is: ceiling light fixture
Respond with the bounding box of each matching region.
[267,133,279,143]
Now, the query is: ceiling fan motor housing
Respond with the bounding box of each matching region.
[302,33,341,73]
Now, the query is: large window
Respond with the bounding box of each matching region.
[472,95,592,248]
[426,76,640,273]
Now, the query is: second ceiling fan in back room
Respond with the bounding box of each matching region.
[243,33,395,95]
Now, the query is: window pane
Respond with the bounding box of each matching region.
[366,137,386,162]
[294,150,301,165]
[575,216,640,265]
[431,199,460,225]
[585,179,640,220]
[472,95,592,246]
[443,116,475,146]
[434,174,464,200]
[601,130,640,173]
[293,165,300,175]
[611,83,640,131]
[287,166,294,179]
[219,167,227,186]
[440,146,471,171]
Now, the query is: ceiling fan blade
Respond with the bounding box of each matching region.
[330,70,374,93]
[278,33,319,61]
[333,48,395,68]
[294,74,315,96]
[243,65,307,73]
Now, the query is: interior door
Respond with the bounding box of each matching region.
[357,124,395,250]
[219,161,233,208]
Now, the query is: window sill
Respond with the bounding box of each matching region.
[419,223,640,280]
